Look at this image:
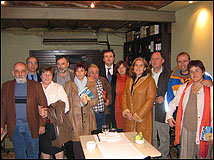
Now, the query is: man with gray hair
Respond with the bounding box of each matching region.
[1,62,47,159]
[151,52,171,159]
[88,64,112,129]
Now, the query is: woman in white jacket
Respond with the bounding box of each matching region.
[166,60,213,159]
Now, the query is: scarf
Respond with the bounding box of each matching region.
[174,81,211,158]
[74,76,87,107]
[115,73,128,111]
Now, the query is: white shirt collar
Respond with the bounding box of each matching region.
[105,64,113,75]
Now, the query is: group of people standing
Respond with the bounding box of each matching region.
[1,50,213,159]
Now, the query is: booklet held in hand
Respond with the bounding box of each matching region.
[78,87,94,101]
[200,126,212,141]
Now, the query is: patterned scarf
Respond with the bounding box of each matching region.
[174,81,211,158]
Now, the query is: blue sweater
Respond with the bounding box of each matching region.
[15,81,28,126]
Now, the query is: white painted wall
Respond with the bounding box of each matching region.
[171,1,213,76]
[1,31,125,84]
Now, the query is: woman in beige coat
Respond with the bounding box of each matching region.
[65,62,98,159]
[122,57,156,144]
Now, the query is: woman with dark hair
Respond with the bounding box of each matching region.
[65,62,98,159]
[39,65,70,159]
[166,60,213,159]
[113,60,129,130]
[122,57,156,144]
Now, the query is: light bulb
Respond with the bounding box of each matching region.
[90,2,95,8]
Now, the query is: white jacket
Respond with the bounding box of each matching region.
[166,83,213,144]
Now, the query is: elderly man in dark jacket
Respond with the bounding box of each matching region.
[1,62,47,159]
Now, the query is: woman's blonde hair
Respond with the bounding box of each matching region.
[129,57,151,77]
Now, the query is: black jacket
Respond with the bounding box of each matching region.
[154,66,171,123]
[99,64,117,128]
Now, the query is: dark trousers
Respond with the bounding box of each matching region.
[64,141,74,159]
[110,105,117,128]
[73,141,85,159]
[95,111,106,130]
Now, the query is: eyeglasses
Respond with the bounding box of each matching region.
[28,62,38,65]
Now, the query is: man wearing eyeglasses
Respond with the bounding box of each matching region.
[26,56,41,82]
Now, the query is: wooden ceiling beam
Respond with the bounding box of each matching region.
[16,19,28,29]
[113,22,130,30]
[1,7,175,22]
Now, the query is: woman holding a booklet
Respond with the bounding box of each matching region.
[65,62,98,159]
[166,60,213,159]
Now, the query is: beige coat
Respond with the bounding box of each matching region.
[65,78,98,141]
[122,75,156,144]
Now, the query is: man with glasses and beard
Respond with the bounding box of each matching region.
[1,62,47,159]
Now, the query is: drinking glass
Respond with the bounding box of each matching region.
[102,125,109,135]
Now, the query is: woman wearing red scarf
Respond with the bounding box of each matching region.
[114,61,129,130]
[166,60,213,159]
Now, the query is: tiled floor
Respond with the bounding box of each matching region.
[1,146,178,159]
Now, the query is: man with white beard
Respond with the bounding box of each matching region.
[1,62,47,159]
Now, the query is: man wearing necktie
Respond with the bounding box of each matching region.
[26,56,41,82]
[107,67,112,83]
[99,50,117,128]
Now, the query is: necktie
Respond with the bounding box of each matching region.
[107,68,112,83]
[31,75,34,81]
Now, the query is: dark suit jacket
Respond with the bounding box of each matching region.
[99,64,117,127]
[27,72,42,82]
[154,66,172,123]
[1,79,47,140]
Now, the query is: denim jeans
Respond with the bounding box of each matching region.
[94,111,106,130]
[12,125,39,159]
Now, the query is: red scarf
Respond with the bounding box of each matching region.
[174,81,211,158]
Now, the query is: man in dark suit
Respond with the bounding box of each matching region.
[1,62,47,159]
[26,56,42,82]
[99,50,117,128]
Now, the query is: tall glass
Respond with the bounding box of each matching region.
[102,124,109,135]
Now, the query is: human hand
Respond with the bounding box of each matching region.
[168,118,176,127]
[104,99,110,106]
[39,126,45,135]
[125,112,134,121]
[201,79,213,87]
[155,96,164,104]
[208,139,213,145]
[38,105,47,118]
[1,128,4,135]
[80,98,88,106]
